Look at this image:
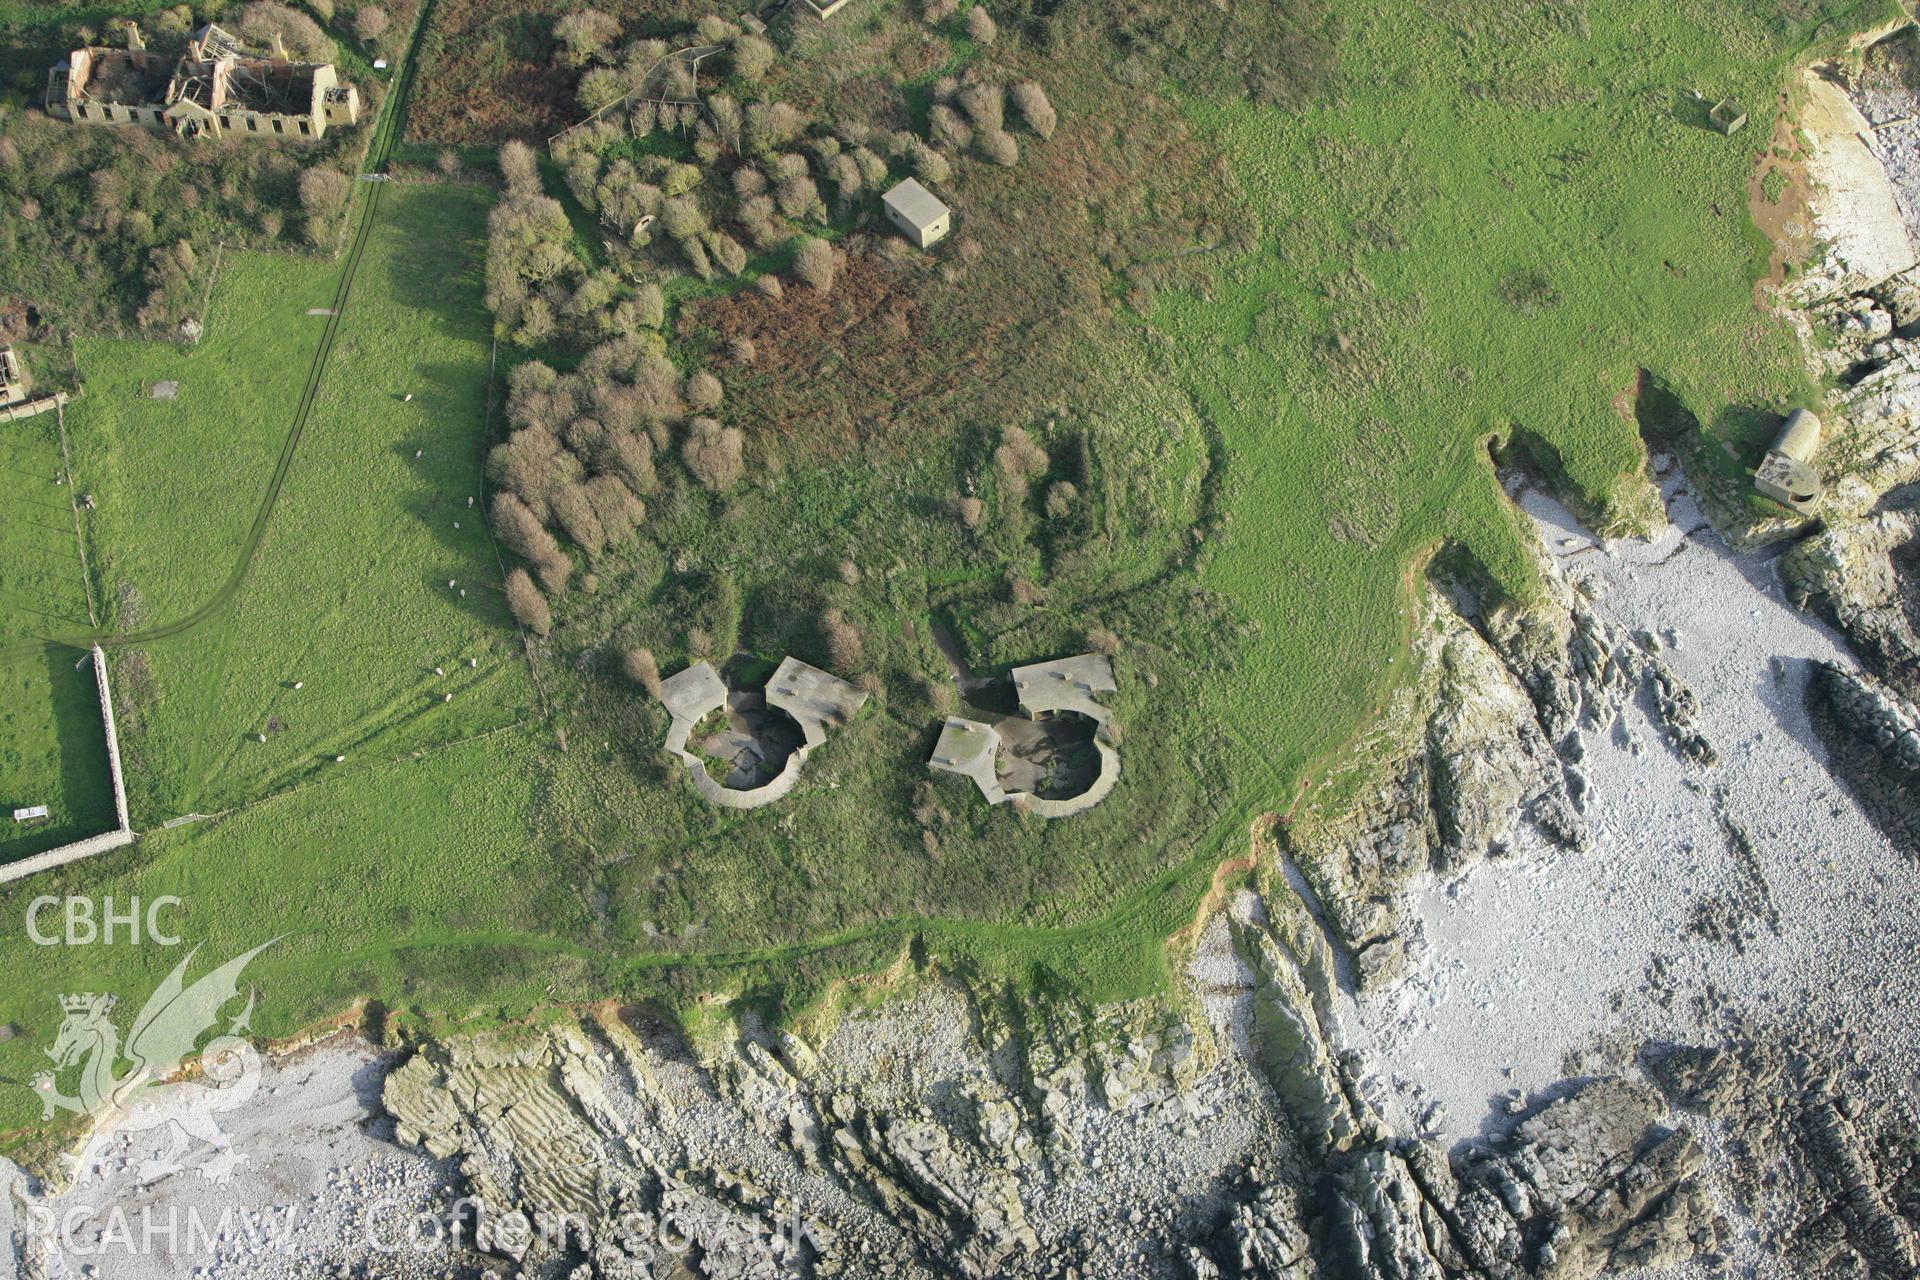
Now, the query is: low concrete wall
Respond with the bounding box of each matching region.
[0,647,135,885]
[0,391,68,423]
[0,829,136,885]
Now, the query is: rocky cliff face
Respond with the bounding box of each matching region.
[1278,551,1720,996]
[379,902,1759,1280]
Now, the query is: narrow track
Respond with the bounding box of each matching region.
[14,2,437,659]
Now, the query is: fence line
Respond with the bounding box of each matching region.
[54,398,100,629]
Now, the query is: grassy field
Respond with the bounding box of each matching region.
[1147,0,1874,797]
[0,410,113,862]
[0,0,1903,1145]
[61,183,538,823]
[0,725,587,1132]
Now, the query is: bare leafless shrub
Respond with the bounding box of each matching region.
[908,140,951,185]
[977,129,1019,167]
[660,195,706,240]
[684,370,724,411]
[297,167,350,218]
[775,174,821,221]
[682,417,745,491]
[491,491,564,565]
[632,282,665,329]
[821,607,864,671]
[488,426,575,517]
[955,495,984,529]
[731,33,775,80]
[578,66,624,113]
[584,473,644,544]
[595,428,657,495]
[956,83,1004,133]
[706,230,749,276]
[676,230,715,280]
[929,104,972,150]
[533,549,573,595]
[792,237,838,291]
[633,355,686,421]
[550,480,608,556]
[993,425,1049,489]
[826,153,863,199]
[1084,626,1120,655]
[505,568,552,635]
[852,147,889,187]
[554,9,620,65]
[352,4,389,44]
[744,101,807,154]
[623,646,662,695]
[1010,81,1056,139]
[964,5,996,42]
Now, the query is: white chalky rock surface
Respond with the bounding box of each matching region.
[1340,466,1920,1270]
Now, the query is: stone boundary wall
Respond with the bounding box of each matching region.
[0,647,135,885]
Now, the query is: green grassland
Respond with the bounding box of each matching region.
[1150,0,1874,794]
[66,182,538,822]
[0,0,1900,1140]
[0,413,112,862]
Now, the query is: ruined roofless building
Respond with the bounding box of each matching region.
[47,22,359,141]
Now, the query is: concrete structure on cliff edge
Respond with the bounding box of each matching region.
[47,22,360,141]
[1754,408,1825,515]
[929,652,1121,819]
[657,657,868,809]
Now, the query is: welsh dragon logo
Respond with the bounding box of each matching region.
[24,941,276,1186]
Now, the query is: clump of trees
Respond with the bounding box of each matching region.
[485,141,583,345]
[485,335,743,624]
